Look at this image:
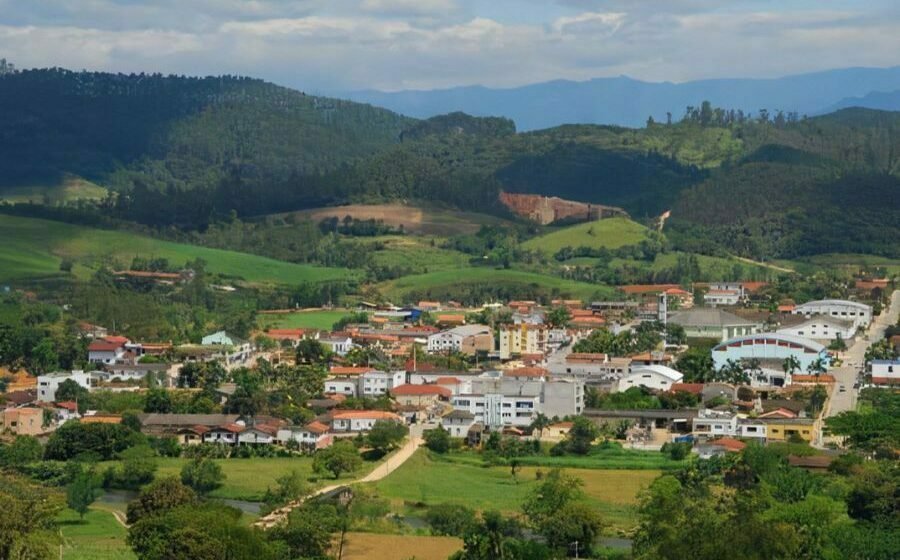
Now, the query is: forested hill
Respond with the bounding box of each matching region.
[0,68,412,189]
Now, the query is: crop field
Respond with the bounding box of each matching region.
[376,267,616,301]
[372,450,660,530]
[339,532,462,560]
[258,309,359,331]
[283,203,514,236]
[0,215,351,286]
[522,217,650,254]
[58,507,134,560]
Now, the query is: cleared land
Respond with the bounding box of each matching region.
[372,450,660,529]
[259,309,359,331]
[522,217,650,254]
[0,215,351,286]
[339,532,462,560]
[283,203,513,236]
[58,507,135,560]
[0,175,109,204]
[366,236,473,273]
[376,267,616,301]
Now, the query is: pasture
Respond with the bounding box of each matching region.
[259,309,358,331]
[58,507,134,560]
[522,217,650,254]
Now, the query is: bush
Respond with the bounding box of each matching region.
[181,458,225,495]
[424,427,451,453]
[660,442,692,461]
[126,477,197,524]
[426,504,476,536]
[0,435,43,469]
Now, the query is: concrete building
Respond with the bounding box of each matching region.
[712,333,830,373]
[37,370,93,402]
[549,353,632,384]
[441,409,477,438]
[776,314,856,343]
[451,393,540,428]
[450,371,585,426]
[390,384,452,407]
[668,308,760,341]
[331,410,402,432]
[692,409,738,440]
[792,299,872,330]
[324,377,359,397]
[200,331,252,365]
[319,335,354,356]
[870,359,900,386]
[498,324,548,360]
[616,365,684,392]
[277,421,332,451]
[426,325,494,355]
[0,407,44,435]
[360,370,406,397]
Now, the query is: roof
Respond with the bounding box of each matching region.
[627,365,684,382]
[777,304,796,312]
[503,367,549,378]
[2,390,36,405]
[619,284,680,295]
[713,333,827,353]
[780,314,855,330]
[791,374,836,383]
[443,409,475,420]
[80,414,122,424]
[758,407,798,419]
[664,287,692,296]
[787,455,834,469]
[267,328,308,340]
[566,352,609,362]
[137,413,240,427]
[88,340,123,352]
[391,384,452,398]
[795,299,871,311]
[435,376,462,385]
[332,410,402,421]
[436,314,466,323]
[440,325,492,337]
[304,421,330,434]
[670,383,704,395]
[630,351,673,362]
[709,437,747,452]
[329,366,376,375]
[55,401,78,411]
[669,308,760,329]
[741,282,768,293]
[212,423,245,434]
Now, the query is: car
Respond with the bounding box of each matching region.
[839,385,846,392]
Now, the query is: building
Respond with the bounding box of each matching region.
[200,331,252,365]
[668,308,760,341]
[277,421,333,451]
[616,365,684,392]
[36,370,93,402]
[441,409,477,438]
[391,384,452,407]
[776,314,856,343]
[136,413,240,437]
[324,377,359,397]
[712,333,831,374]
[0,407,44,436]
[331,410,402,432]
[870,359,900,386]
[792,299,872,330]
[203,423,244,445]
[426,325,494,355]
[695,437,747,459]
[360,370,406,397]
[692,409,738,440]
[760,417,816,443]
[87,336,130,365]
[499,324,548,360]
[98,363,173,386]
[319,335,354,356]
[451,393,540,428]
[549,353,632,384]
[237,424,280,445]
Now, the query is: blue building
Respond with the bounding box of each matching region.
[712,333,830,373]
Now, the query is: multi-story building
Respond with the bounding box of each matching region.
[792,299,872,330]
[37,370,93,402]
[499,324,548,360]
[360,370,406,397]
[451,392,540,428]
[776,314,856,343]
[616,365,684,392]
[692,409,739,440]
[331,410,403,432]
[712,333,830,373]
[668,308,760,342]
[549,353,632,383]
[426,325,494,355]
[870,359,900,386]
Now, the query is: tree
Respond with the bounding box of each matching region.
[427,504,476,536]
[262,470,308,511]
[295,338,329,365]
[540,501,604,554]
[126,477,197,524]
[829,334,847,352]
[143,388,172,413]
[118,446,158,489]
[522,470,601,554]
[676,347,714,382]
[366,420,408,455]
[528,413,552,437]
[0,435,43,469]
[424,426,451,453]
[44,421,137,461]
[270,501,342,560]
[0,474,63,560]
[565,416,599,455]
[66,469,98,520]
[782,356,801,378]
[180,458,224,495]
[313,440,362,479]
[545,306,572,329]
[55,378,89,403]
[806,358,827,383]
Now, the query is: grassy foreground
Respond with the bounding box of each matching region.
[0,214,350,286]
[58,507,134,560]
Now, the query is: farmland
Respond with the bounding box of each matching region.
[340,532,462,560]
[58,507,134,560]
[522,217,651,254]
[258,309,360,331]
[0,215,351,286]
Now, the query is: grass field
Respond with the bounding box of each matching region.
[0,215,351,286]
[258,309,360,331]
[0,175,109,204]
[440,446,688,471]
[376,267,616,302]
[372,450,659,530]
[522,217,650,254]
[282,203,513,236]
[367,236,473,273]
[340,532,462,560]
[58,507,134,560]
[777,253,900,276]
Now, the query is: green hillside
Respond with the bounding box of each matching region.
[0,215,351,285]
[0,175,108,204]
[522,217,650,254]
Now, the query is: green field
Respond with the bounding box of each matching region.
[367,236,473,273]
[0,215,352,286]
[0,175,109,204]
[372,450,660,530]
[522,217,650,254]
[58,507,134,560]
[259,309,360,331]
[779,253,900,275]
[376,267,615,301]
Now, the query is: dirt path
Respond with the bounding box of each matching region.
[254,436,423,529]
[733,256,795,273]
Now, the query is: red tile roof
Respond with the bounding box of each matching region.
[267,328,308,340]
[329,366,375,375]
[758,407,798,419]
[619,284,680,295]
[332,410,401,421]
[710,437,746,452]
[670,383,704,395]
[436,314,466,323]
[304,421,330,434]
[55,401,78,411]
[435,376,462,385]
[791,374,836,383]
[391,384,452,398]
[741,282,768,293]
[503,367,549,378]
[871,376,900,385]
[88,340,123,352]
[214,423,245,434]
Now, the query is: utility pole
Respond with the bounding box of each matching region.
[571,540,580,559]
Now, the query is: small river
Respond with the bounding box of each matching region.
[98,489,263,515]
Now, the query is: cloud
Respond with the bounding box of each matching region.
[360,0,458,16]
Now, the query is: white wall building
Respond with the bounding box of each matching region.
[426,325,493,355]
[712,333,831,373]
[616,365,684,392]
[331,411,402,432]
[792,299,872,330]
[360,370,406,397]
[324,377,359,397]
[441,410,477,438]
[320,335,354,356]
[776,314,856,343]
[870,359,900,387]
[451,393,540,428]
[37,370,93,402]
[692,409,738,439]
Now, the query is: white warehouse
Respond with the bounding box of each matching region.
[792,299,871,331]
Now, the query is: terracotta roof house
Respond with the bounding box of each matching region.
[331,410,402,432]
[670,383,704,395]
[503,367,549,378]
[710,437,747,452]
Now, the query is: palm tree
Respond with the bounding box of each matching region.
[807,358,827,384]
[529,413,552,438]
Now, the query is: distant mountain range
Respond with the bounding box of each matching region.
[342,66,900,130]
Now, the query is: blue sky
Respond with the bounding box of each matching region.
[1,0,898,92]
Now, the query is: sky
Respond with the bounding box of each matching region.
[1,0,899,92]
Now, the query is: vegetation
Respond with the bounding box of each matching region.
[522,217,650,254]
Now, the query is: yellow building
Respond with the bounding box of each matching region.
[761,418,816,443]
[499,324,548,360]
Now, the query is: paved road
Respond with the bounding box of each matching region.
[254,429,425,529]
[826,289,899,419]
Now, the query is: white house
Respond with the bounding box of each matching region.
[360,370,406,397]
[870,359,900,386]
[87,337,130,365]
[237,425,278,445]
[792,299,872,330]
[441,409,477,438]
[549,353,632,383]
[776,314,856,343]
[319,335,354,356]
[37,370,93,402]
[200,331,252,365]
[277,421,333,450]
[738,419,768,441]
[450,392,540,428]
[692,409,738,439]
[616,365,684,392]
[331,410,402,432]
[202,423,244,445]
[426,325,494,355]
[324,377,359,397]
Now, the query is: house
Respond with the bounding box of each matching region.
[870,359,900,386]
[630,351,674,367]
[360,370,406,397]
[696,437,746,459]
[37,370,93,402]
[1,390,37,408]
[539,421,574,442]
[426,325,493,355]
[617,365,684,392]
[78,322,108,339]
[712,333,831,376]
[331,410,402,432]
[80,413,123,425]
[692,409,739,439]
[418,301,442,312]
[391,384,452,407]
[549,353,632,384]
[88,337,130,365]
[98,363,173,386]
[203,423,245,445]
[792,299,872,330]
[277,421,333,451]
[441,409,476,438]
[320,335,354,356]
[237,424,279,445]
[200,331,252,365]
[663,287,694,309]
[0,407,44,436]
[324,377,359,397]
[760,417,815,442]
[776,314,856,343]
[266,329,315,346]
[451,392,540,428]
[499,324,549,360]
[668,308,760,342]
[435,314,466,327]
[137,413,240,437]
[787,455,834,471]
